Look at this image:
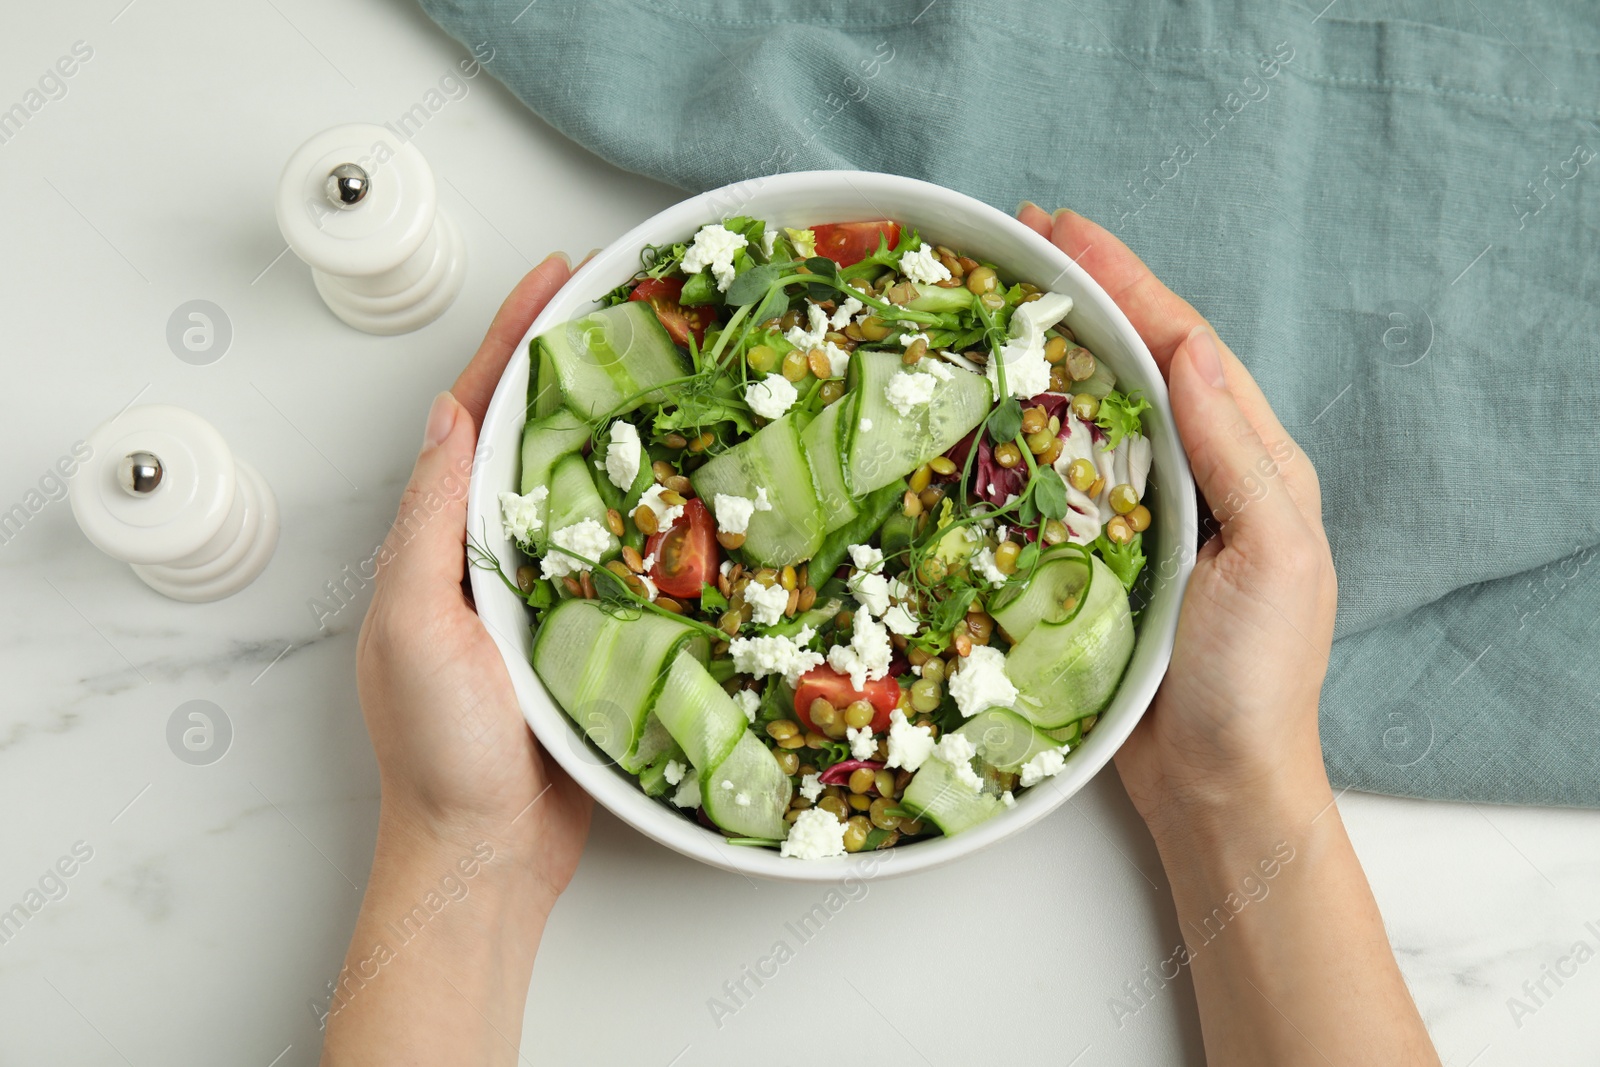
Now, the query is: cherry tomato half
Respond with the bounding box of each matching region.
[809,220,902,268]
[630,276,717,348]
[793,666,902,734]
[645,497,719,600]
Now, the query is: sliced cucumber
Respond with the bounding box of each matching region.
[844,351,990,494]
[901,755,1002,835]
[1006,554,1135,728]
[518,409,591,501]
[534,301,690,419]
[989,545,1092,645]
[701,730,792,840]
[629,714,677,775]
[529,342,566,419]
[689,413,825,567]
[545,453,617,561]
[799,400,857,532]
[651,650,747,771]
[957,708,1065,773]
[530,600,704,770]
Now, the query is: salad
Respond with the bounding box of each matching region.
[491,217,1152,860]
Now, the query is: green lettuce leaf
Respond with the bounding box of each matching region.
[1094,532,1146,590]
[1095,390,1152,450]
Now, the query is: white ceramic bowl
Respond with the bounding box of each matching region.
[467,171,1196,883]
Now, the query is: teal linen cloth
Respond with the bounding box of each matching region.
[420,0,1600,806]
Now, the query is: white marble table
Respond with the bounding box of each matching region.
[2,3,1596,1064]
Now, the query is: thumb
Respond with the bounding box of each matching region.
[375,391,479,598]
[1170,326,1303,548]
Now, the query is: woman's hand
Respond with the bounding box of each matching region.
[1018,205,1438,1067]
[324,257,595,1067]
[355,254,594,904]
[1016,203,1338,839]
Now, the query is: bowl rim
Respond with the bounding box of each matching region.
[467,170,1196,883]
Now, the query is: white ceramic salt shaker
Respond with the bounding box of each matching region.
[275,122,466,335]
[68,405,279,602]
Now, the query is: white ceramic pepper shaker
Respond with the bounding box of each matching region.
[68,405,278,602]
[275,122,466,335]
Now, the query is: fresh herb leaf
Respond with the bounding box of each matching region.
[1094,532,1147,590]
[1096,390,1152,450]
[1032,468,1069,520]
[1014,543,1041,573]
[651,376,756,436]
[751,284,789,328]
[988,397,1022,443]
[599,279,635,307]
[1017,493,1040,526]
[700,582,729,612]
[725,262,783,306]
[680,269,719,307]
[804,256,840,280]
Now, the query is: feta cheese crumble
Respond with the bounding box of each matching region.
[735,793,752,807]
[885,709,936,771]
[744,579,791,627]
[884,368,939,417]
[745,373,798,419]
[603,421,642,491]
[969,546,1009,588]
[681,223,748,292]
[882,604,919,636]
[829,297,863,330]
[713,493,757,535]
[859,417,874,432]
[1001,791,1017,809]
[664,760,687,786]
[780,807,847,860]
[899,242,951,286]
[988,291,1073,400]
[934,733,985,792]
[730,626,826,688]
[799,773,823,802]
[847,544,885,573]
[826,611,893,691]
[1019,745,1072,787]
[784,302,829,349]
[850,571,890,618]
[638,483,684,530]
[731,688,761,724]
[498,486,548,544]
[901,331,930,348]
[847,726,877,761]
[946,644,1019,717]
[540,518,612,580]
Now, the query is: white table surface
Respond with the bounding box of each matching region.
[2,3,1597,1064]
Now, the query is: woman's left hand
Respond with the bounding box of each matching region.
[355,254,593,907]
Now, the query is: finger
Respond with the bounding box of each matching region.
[374,391,480,600]
[1169,325,1307,553]
[452,253,572,427]
[1048,209,1322,526]
[1050,209,1204,375]
[1017,201,1053,237]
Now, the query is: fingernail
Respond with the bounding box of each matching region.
[1188,327,1227,389]
[1017,200,1042,216]
[423,391,458,448]
[583,247,601,262]
[545,250,571,268]
[1051,207,1080,221]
